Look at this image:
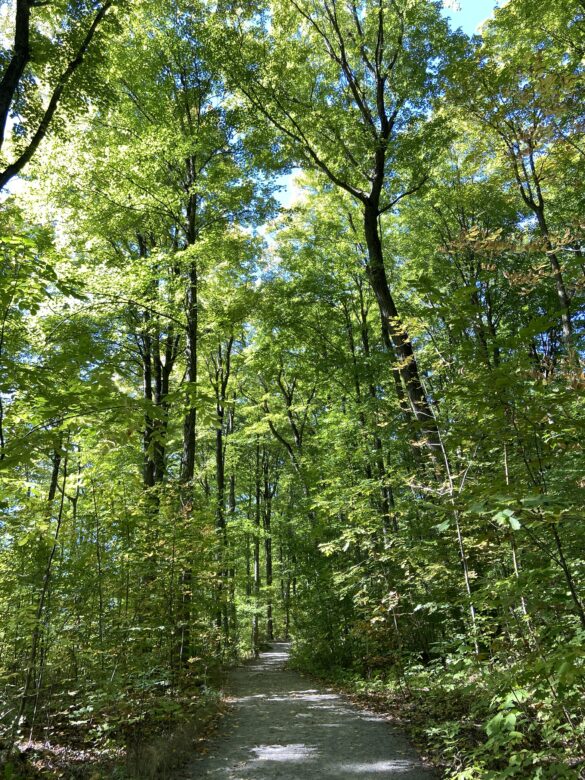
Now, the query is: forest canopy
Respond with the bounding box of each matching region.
[0,0,584,777]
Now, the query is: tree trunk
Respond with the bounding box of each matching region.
[13,443,66,743]
[534,207,572,345]
[362,203,437,442]
[141,313,156,489]
[253,443,261,655]
[215,416,229,639]
[177,258,198,669]
[181,260,198,482]
[263,456,274,641]
[227,411,237,641]
[0,0,31,154]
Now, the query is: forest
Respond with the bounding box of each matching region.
[0,0,584,777]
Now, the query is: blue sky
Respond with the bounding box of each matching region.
[442,0,499,35]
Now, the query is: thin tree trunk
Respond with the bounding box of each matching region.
[141,311,156,489]
[12,443,67,744]
[253,443,261,655]
[182,256,198,482]
[551,525,585,629]
[437,431,480,654]
[227,410,237,642]
[215,419,229,640]
[534,207,572,345]
[263,457,274,641]
[91,483,105,658]
[177,257,198,668]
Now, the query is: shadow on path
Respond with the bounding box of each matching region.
[186,642,437,779]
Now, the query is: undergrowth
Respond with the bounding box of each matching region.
[0,672,224,779]
[291,634,585,780]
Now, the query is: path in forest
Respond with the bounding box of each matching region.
[186,642,437,779]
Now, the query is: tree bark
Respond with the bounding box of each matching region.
[181,259,198,483]
[253,442,262,654]
[0,0,31,151]
[363,203,437,441]
[0,0,114,189]
[263,453,274,641]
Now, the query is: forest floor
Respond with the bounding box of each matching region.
[185,642,437,779]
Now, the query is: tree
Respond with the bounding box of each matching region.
[0,0,117,189]
[450,5,585,350]
[227,0,462,437]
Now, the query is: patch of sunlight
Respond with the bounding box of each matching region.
[342,759,420,773]
[229,694,268,703]
[235,690,344,705]
[251,743,318,762]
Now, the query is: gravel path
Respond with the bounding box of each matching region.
[187,642,437,779]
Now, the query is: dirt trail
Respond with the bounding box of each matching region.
[186,642,437,779]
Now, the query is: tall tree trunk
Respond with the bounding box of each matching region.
[178,254,198,668]
[263,455,274,641]
[215,415,229,640]
[141,312,156,489]
[91,482,105,657]
[253,442,261,655]
[181,259,198,483]
[362,202,437,444]
[0,0,31,149]
[227,410,238,642]
[356,285,398,534]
